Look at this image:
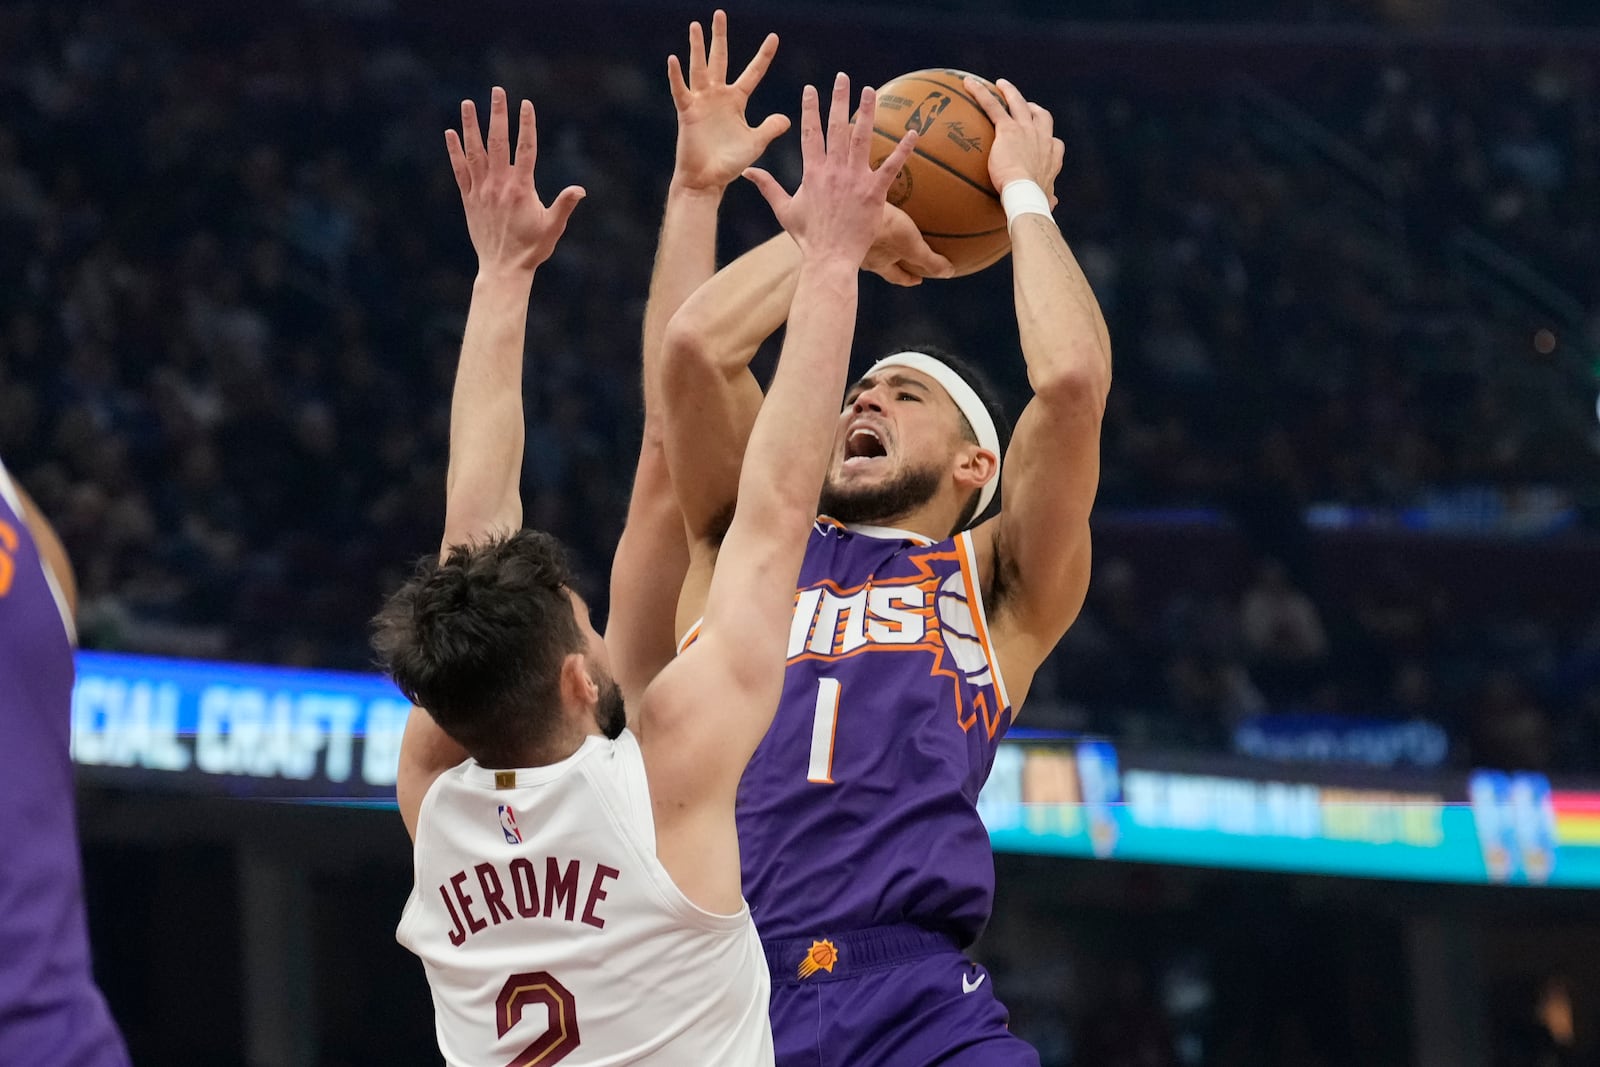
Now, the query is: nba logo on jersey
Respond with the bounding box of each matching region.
[497,805,521,845]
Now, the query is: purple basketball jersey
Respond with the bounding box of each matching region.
[0,462,129,1066]
[733,520,1013,947]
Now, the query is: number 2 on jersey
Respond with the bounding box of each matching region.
[494,971,579,1067]
[808,678,841,784]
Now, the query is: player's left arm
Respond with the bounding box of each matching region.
[398,89,585,839]
[967,79,1111,705]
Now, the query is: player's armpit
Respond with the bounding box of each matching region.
[974,366,1104,708]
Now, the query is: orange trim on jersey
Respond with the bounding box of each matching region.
[675,621,702,655]
[954,531,1012,736]
[787,639,944,668]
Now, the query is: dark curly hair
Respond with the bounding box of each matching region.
[371,529,584,765]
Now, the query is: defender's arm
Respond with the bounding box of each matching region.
[643,79,918,913]
[398,90,584,839]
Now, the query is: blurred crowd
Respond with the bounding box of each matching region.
[4,0,1599,773]
[750,0,1597,28]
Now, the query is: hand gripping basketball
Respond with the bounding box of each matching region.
[863,203,955,286]
[445,87,586,277]
[964,76,1064,207]
[743,73,920,269]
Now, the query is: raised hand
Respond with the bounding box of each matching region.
[743,73,919,269]
[966,76,1064,207]
[669,10,791,193]
[445,87,585,277]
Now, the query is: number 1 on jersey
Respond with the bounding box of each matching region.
[808,678,841,784]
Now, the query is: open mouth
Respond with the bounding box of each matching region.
[844,427,888,469]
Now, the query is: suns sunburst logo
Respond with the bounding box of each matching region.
[781,538,1009,738]
[797,939,838,979]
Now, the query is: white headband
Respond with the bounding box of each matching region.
[864,351,1001,519]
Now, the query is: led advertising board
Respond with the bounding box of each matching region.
[73,653,1600,886]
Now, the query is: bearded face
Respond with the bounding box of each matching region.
[818,461,945,527]
[593,671,626,740]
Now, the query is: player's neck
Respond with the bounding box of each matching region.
[470,717,598,771]
[837,500,956,545]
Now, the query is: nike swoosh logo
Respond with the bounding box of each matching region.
[961,972,986,994]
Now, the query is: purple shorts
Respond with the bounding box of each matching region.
[762,924,1041,1067]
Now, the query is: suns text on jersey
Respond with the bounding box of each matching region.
[438,856,620,946]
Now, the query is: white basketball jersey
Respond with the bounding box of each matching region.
[397,730,773,1067]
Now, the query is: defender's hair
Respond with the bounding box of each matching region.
[371,529,584,765]
[884,343,1013,533]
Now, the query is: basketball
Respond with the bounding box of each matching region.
[869,69,1010,276]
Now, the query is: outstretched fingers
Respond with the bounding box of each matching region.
[486,87,511,167]
[547,185,588,236]
[742,166,791,218]
[733,32,780,96]
[825,72,850,157]
[752,111,793,152]
[707,9,729,83]
[798,84,824,173]
[512,99,538,182]
[686,19,707,87]
[444,129,470,194]
[875,126,918,193]
[848,86,877,170]
[459,98,486,167]
[666,53,691,110]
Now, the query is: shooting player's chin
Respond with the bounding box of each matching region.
[829,454,895,488]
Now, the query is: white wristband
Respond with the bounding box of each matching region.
[1000,180,1054,230]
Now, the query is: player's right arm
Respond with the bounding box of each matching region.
[642,76,919,914]
[662,206,952,637]
[398,88,585,840]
